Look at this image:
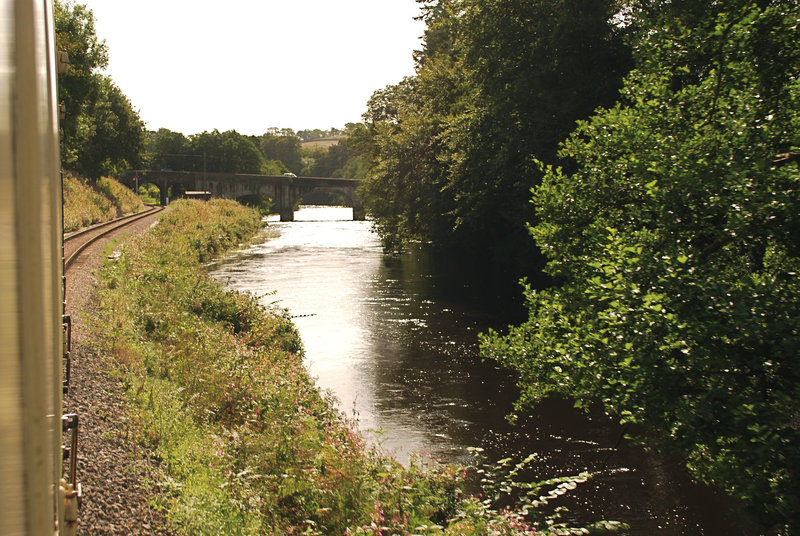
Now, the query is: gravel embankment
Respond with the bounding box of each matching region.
[64,214,173,536]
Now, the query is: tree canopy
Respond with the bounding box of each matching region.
[146,125,372,180]
[147,129,278,175]
[481,1,800,530]
[55,0,145,179]
[259,133,302,174]
[353,0,800,529]
[357,0,631,268]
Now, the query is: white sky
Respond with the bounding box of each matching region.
[81,0,425,136]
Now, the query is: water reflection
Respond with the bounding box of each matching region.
[210,206,747,535]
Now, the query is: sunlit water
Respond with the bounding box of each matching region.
[210,206,747,535]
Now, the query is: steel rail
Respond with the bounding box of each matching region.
[63,205,160,242]
[64,206,165,270]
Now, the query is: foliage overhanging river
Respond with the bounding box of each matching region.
[210,206,745,535]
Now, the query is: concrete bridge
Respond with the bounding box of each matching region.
[122,170,364,221]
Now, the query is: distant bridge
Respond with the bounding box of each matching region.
[122,170,364,221]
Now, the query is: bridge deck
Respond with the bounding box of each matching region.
[121,170,364,221]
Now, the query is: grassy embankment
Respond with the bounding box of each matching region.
[62,173,146,231]
[92,199,617,535]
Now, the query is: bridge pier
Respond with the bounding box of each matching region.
[352,205,366,221]
[278,182,294,221]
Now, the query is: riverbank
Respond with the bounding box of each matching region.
[89,199,617,535]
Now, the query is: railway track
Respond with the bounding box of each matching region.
[64,206,165,270]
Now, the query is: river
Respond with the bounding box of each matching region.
[209,206,747,535]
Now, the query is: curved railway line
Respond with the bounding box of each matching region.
[59,203,170,535]
[64,206,165,271]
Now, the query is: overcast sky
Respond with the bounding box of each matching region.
[81,0,425,136]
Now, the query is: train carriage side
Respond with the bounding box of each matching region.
[1,0,69,534]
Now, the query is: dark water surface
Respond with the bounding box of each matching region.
[210,206,748,535]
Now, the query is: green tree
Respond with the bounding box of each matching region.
[77,76,145,178]
[358,0,468,252]
[261,159,287,175]
[55,0,107,164]
[358,0,630,268]
[55,0,145,178]
[482,1,800,530]
[413,0,461,66]
[302,136,368,178]
[358,65,462,252]
[148,128,190,170]
[338,123,374,179]
[441,0,631,266]
[296,128,327,141]
[148,129,285,175]
[189,130,269,174]
[259,133,302,173]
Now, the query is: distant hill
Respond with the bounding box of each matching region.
[301,138,341,149]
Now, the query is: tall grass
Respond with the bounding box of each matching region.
[95,176,145,215]
[63,173,145,231]
[93,200,615,535]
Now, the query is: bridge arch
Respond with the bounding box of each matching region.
[292,185,365,220]
[133,180,161,204]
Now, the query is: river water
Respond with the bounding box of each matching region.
[210,206,747,535]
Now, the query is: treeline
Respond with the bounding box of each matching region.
[263,126,349,141]
[147,129,295,176]
[146,124,369,178]
[297,127,348,141]
[354,0,799,531]
[55,1,364,182]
